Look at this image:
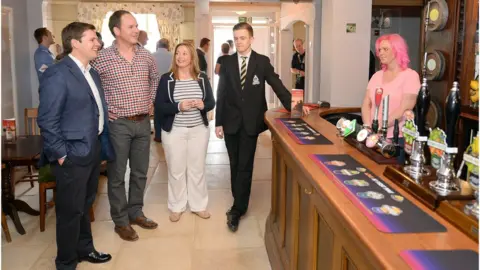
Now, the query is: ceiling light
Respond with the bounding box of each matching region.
[235,11,247,15]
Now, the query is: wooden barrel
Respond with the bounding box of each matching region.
[425,0,449,32]
[426,49,447,81]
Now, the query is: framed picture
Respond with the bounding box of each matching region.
[346,23,356,33]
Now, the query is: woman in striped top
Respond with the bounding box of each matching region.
[155,43,215,222]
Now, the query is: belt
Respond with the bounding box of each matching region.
[122,114,148,122]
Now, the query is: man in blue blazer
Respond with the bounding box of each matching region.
[37,22,114,270]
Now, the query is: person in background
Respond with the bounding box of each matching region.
[91,10,160,242]
[227,39,235,55]
[37,22,114,269]
[196,38,210,73]
[33,27,56,80]
[152,38,174,143]
[96,32,104,50]
[138,30,149,48]
[155,42,215,222]
[290,38,306,90]
[361,33,420,163]
[215,43,230,75]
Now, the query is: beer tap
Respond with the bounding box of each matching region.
[430,147,460,196]
[372,87,383,134]
[381,95,389,138]
[415,77,431,137]
[445,82,461,147]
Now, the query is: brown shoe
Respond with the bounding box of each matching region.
[130,216,158,230]
[114,225,139,242]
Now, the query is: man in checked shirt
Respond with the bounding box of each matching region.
[91,10,160,241]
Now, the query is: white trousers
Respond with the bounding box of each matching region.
[162,125,210,212]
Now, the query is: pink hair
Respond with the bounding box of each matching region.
[375,34,410,71]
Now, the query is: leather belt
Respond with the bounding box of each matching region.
[123,114,148,122]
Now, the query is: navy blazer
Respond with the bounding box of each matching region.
[37,55,115,167]
[155,72,215,132]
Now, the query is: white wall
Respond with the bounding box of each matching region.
[27,0,44,107]
[320,0,372,107]
[2,0,43,134]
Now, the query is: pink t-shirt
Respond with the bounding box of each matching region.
[366,68,421,138]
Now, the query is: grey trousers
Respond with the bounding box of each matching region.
[107,117,151,226]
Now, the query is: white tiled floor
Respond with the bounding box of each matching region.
[1,127,273,270]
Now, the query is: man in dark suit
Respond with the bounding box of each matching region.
[215,22,309,232]
[37,22,114,270]
[196,37,210,73]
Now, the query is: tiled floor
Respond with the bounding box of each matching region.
[1,126,273,270]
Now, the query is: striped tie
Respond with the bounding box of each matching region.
[240,56,247,89]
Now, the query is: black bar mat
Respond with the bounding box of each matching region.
[310,154,446,233]
[400,250,479,270]
[276,118,332,145]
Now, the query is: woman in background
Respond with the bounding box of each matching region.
[361,34,421,163]
[155,43,215,222]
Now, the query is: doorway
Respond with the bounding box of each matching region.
[2,6,19,128]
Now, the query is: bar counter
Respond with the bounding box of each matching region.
[264,107,477,270]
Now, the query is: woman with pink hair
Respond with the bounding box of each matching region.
[361,34,421,162]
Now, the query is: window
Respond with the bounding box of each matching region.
[100,11,161,53]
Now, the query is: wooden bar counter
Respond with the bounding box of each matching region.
[264,108,478,270]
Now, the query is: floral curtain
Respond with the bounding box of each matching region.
[77,2,184,48]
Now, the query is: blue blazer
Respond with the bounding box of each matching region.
[37,55,115,167]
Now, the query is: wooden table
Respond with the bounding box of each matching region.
[2,136,42,234]
[264,108,478,270]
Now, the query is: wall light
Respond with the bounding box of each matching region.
[235,11,247,15]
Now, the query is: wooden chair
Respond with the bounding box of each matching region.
[2,164,12,243]
[2,212,12,243]
[16,108,41,188]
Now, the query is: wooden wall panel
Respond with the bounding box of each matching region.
[420,0,462,129]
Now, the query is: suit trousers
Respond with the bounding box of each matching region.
[224,127,259,215]
[107,117,150,226]
[54,138,101,270]
[162,124,210,212]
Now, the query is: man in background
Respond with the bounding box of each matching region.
[290,38,306,90]
[196,37,210,73]
[152,38,173,143]
[33,27,56,80]
[138,30,149,47]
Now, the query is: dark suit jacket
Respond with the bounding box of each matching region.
[37,56,115,167]
[196,48,207,73]
[215,51,292,136]
[155,72,215,132]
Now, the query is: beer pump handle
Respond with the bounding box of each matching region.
[393,119,399,145]
[372,88,383,134]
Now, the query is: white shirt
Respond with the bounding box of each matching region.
[69,54,104,135]
[237,50,252,77]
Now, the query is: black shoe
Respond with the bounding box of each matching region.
[226,209,241,232]
[78,251,112,264]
